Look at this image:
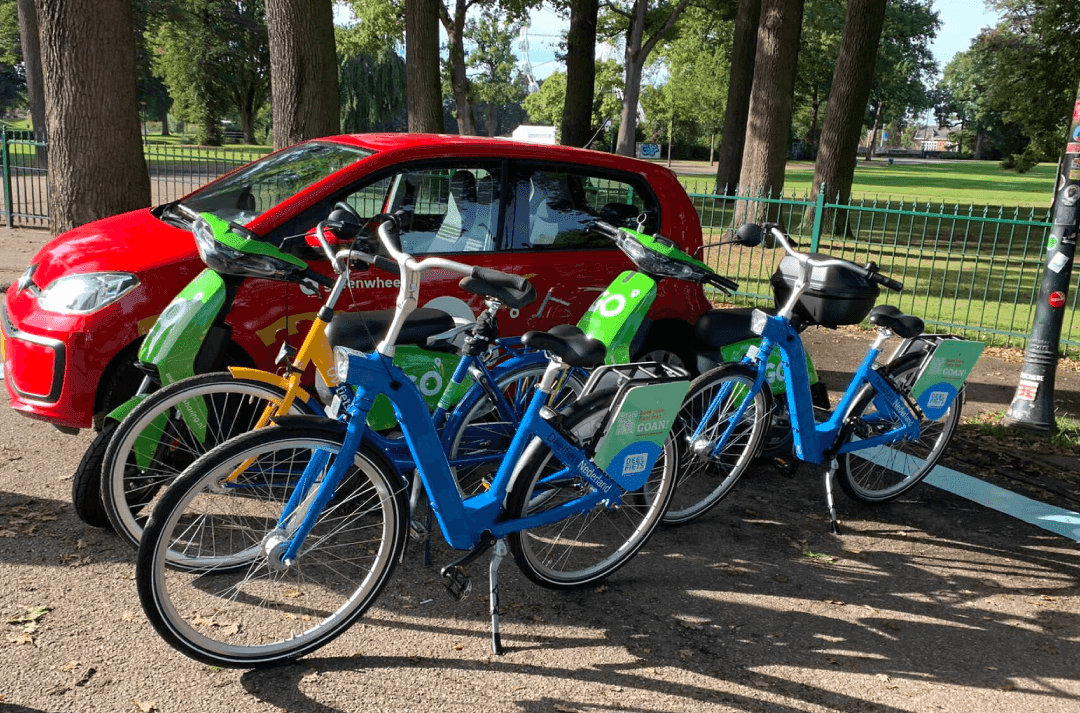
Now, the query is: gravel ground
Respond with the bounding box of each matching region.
[2,226,1079,712]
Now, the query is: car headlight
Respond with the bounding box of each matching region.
[37,272,139,314]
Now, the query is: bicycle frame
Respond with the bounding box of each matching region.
[705,315,921,466]
[273,352,623,559]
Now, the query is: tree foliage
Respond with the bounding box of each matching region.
[340,49,407,132]
[467,9,526,136]
[523,59,622,143]
[148,0,270,144]
[0,0,23,115]
[968,0,1080,169]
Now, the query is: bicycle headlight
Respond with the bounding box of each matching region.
[334,346,359,384]
[750,309,768,335]
[37,272,139,314]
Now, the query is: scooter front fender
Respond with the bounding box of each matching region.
[106,393,169,471]
[138,268,227,386]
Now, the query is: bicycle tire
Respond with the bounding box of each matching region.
[836,351,964,504]
[102,373,316,553]
[71,421,118,528]
[136,424,408,668]
[506,389,675,590]
[663,364,771,525]
[447,362,585,498]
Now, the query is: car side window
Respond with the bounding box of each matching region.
[507,168,656,250]
[379,166,501,254]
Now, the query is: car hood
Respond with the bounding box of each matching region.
[29,209,197,288]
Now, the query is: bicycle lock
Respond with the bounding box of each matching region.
[1004,82,1080,433]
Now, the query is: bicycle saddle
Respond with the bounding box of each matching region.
[522,324,607,367]
[868,305,924,338]
[326,308,457,352]
[459,269,536,309]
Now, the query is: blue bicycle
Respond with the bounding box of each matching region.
[135,214,689,667]
[667,223,982,527]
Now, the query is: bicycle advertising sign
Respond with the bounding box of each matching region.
[910,340,985,420]
[593,380,690,491]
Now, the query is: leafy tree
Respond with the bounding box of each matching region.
[467,9,525,136]
[338,0,403,57]
[600,0,695,156]
[34,0,150,231]
[340,49,407,132]
[863,0,939,159]
[149,0,270,145]
[792,0,845,153]
[972,0,1080,169]
[1,0,25,117]
[523,60,623,142]
[266,0,339,149]
[657,6,731,162]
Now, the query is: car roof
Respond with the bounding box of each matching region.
[321,133,676,178]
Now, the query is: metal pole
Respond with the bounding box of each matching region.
[2,129,13,228]
[1003,83,1080,433]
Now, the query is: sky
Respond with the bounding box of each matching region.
[522,0,1004,81]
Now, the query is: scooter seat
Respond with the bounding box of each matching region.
[693,308,759,350]
[522,324,607,368]
[326,308,457,353]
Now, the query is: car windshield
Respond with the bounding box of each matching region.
[177,141,373,225]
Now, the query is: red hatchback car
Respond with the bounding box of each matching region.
[2,134,711,432]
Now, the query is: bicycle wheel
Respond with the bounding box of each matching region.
[506,389,675,590]
[836,351,964,504]
[663,364,771,525]
[71,421,118,528]
[447,362,585,497]
[102,373,317,553]
[136,424,408,668]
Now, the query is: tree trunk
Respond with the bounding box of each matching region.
[406,0,443,133]
[809,0,887,224]
[35,0,150,233]
[807,90,820,150]
[736,0,804,223]
[714,0,760,195]
[487,104,497,137]
[159,103,170,136]
[17,0,47,166]
[265,0,340,150]
[442,0,475,136]
[560,0,598,148]
[867,103,882,160]
[973,129,986,160]
[615,0,691,157]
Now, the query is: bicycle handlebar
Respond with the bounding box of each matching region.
[761,223,903,292]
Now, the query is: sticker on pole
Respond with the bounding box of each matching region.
[1068,142,1080,155]
[1015,379,1039,402]
[1050,291,1066,308]
[911,340,985,420]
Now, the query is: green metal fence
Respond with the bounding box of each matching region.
[683,181,1070,356]
[0,129,270,228]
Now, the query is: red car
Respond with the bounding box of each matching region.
[2,134,710,432]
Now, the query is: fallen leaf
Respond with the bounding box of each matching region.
[133,700,158,713]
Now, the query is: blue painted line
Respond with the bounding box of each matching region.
[852,443,1080,542]
[924,465,1080,543]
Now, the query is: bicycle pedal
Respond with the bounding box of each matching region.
[409,518,432,541]
[441,565,472,601]
[772,456,800,478]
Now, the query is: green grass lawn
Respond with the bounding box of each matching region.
[674,159,1058,208]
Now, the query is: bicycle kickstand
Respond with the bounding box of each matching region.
[824,461,841,535]
[489,539,509,655]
